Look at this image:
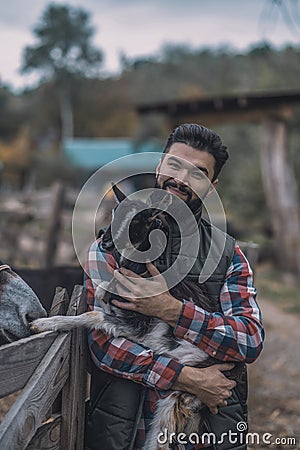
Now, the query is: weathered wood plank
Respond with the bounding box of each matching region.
[27,414,61,450]
[0,332,57,398]
[45,287,70,419]
[0,333,71,450]
[65,284,83,316]
[49,287,69,317]
[61,285,88,450]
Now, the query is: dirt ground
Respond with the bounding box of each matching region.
[248,297,300,449]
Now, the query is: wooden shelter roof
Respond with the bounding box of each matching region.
[137,90,300,125]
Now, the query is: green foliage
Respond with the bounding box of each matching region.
[1,41,300,242]
[10,41,300,142]
[215,124,270,239]
[21,3,103,83]
[0,87,25,139]
[20,3,103,139]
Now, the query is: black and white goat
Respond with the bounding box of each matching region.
[31,185,225,450]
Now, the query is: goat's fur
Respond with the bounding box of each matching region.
[31,185,229,450]
[0,262,46,345]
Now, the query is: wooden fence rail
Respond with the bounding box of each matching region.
[0,285,87,450]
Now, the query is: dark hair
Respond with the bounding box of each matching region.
[163,123,229,181]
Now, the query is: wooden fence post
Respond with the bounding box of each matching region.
[0,285,88,450]
[0,333,70,450]
[60,286,87,450]
[49,287,69,317]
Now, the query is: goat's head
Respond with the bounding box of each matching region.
[100,184,170,270]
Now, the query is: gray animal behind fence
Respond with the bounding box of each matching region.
[30,185,236,450]
[0,262,47,345]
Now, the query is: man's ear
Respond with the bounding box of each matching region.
[212,178,218,189]
[111,183,127,203]
[155,160,162,177]
[208,178,219,195]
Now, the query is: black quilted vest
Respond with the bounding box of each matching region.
[85,210,248,450]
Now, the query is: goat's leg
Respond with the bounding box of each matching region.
[30,311,120,337]
[29,280,120,333]
[30,310,107,333]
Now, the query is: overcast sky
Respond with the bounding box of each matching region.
[1,0,299,91]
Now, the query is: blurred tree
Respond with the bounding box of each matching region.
[21,3,103,140]
[0,87,26,139]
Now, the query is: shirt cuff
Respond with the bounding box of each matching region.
[173,300,209,345]
[144,354,184,391]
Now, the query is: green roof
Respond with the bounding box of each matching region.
[63,138,162,170]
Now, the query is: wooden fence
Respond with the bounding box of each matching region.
[0,285,88,450]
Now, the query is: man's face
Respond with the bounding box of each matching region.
[156,143,218,206]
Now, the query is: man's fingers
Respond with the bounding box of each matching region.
[216,363,235,372]
[208,398,228,415]
[119,268,140,278]
[222,390,232,399]
[146,261,161,276]
[111,299,136,310]
[114,270,138,291]
[115,270,160,298]
[116,285,138,301]
[220,399,227,407]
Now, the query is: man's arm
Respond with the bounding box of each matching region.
[171,245,264,363]
[173,364,236,414]
[113,245,264,364]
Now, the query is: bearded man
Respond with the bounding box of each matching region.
[84,123,264,450]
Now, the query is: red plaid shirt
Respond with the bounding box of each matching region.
[85,240,264,449]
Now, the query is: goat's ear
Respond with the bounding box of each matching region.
[112,183,127,203]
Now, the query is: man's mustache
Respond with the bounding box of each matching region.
[163,179,193,200]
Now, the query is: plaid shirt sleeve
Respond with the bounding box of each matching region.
[84,239,183,391]
[173,244,265,363]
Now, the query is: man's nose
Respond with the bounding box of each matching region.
[174,170,190,185]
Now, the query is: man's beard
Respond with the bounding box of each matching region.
[155,177,203,212]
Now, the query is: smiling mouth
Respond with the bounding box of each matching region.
[166,186,189,198]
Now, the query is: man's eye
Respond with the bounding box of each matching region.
[169,162,180,169]
[192,171,204,179]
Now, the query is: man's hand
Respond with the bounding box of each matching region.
[173,364,237,414]
[112,262,182,325]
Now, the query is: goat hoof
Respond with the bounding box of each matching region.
[30,318,55,333]
[30,322,41,333]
